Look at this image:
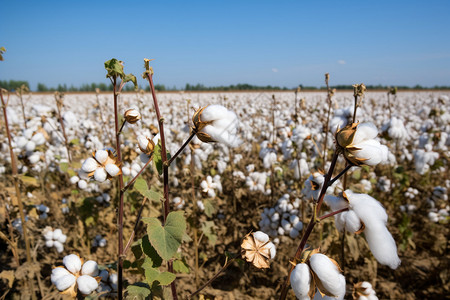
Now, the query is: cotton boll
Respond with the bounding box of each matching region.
[25,140,36,152]
[63,254,82,274]
[77,275,99,295]
[78,180,88,190]
[51,267,71,284]
[16,136,28,149]
[266,241,276,259]
[363,223,401,269]
[95,150,109,164]
[105,163,120,177]
[53,229,63,240]
[289,228,300,239]
[281,219,292,231]
[82,260,99,276]
[54,274,77,292]
[94,168,107,182]
[28,152,41,164]
[54,241,64,253]
[82,157,99,173]
[277,227,285,236]
[31,132,46,145]
[290,263,312,300]
[313,274,346,300]
[253,231,270,243]
[70,176,80,184]
[58,234,67,244]
[309,254,342,297]
[45,240,54,247]
[293,221,303,231]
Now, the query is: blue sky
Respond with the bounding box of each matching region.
[1,0,450,89]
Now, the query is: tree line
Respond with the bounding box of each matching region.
[1,79,449,92]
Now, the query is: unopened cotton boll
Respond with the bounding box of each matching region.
[77,275,99,295]
[63,254,82,274]
[290,263,312,300]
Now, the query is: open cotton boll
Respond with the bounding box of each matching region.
[253,231,270,243]
[309,253,343,297]
[290,263,311,300]
[51,267,71,283]
[54,274,77,292]
[45,240,54,247]
[58,234,67,243]
[105,164,120,177]
[95,150,109,164]
[16,136,28,149]
[77,275,99,295]
[25,140,36,152]
[63,254,82,274]
[94,168,107,182]
[266,241,276,259]
[28,152,41,164]
[78,180,88,190]
[345,190,400,269]
[81,158,99,173]
[31,132,46,145]
[313,274,346,300]
[54,241,64,253]
[352,123,378,144]
[82,260,99,276]
[53,229,63,240]
[352,140,388,166]
[202,125,242,148]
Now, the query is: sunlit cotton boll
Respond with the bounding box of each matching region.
[195,105,242,147]
[309,253,346,299]
[290,263,311,300]
[77,275,99,295]
[63,254,82,274]
[345,190,401,269]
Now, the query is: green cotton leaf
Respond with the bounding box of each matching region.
[201,221,217,246]
[141,235,162,268]
[142,258,176,286]
[142,211,186,261]
[131,240,143,260]
[173,259,190,274]
[134,178,163,203]
[153,141,171,176]
[59,162,69,173]
[125,283,151,299]
[203,199,216,218]
[104,58,125,79]
[69,138,79,145]
[124,73,138,90]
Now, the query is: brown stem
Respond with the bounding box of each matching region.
[166,129,197,167]
[318,207,349,220]
[278,151,339,299]
[123,197,148,255]
[121,153,154,193]
[113,77,125,300]
[187,258,236,299]
[1,90,37,300]
[55,95,72,163]
[146,71,178,300]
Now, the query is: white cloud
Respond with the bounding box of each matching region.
[337,60,346,65]
[272,68,278,73]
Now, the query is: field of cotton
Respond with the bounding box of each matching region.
[0,89,448,299]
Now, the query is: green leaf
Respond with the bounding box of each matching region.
[201,220,217,246]
[104,58,125,79]
[153,141,171,176]
[59,162,69,173]
[125,282,151,299]
[124,73,138,90]
[131,240,143,260]
[142,258,176,286]
[142,211,186,261]
[69,138,79,145]
[173,259,190,274]
[134,178,163,203]
[203,199,216,218]
[141,235,162,268]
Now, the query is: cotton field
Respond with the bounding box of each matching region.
[1,88,449,299]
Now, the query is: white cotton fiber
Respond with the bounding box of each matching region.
[309,254,342,297]
[290,263,311,300]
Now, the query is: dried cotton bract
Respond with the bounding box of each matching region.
[241,231,276,269]
[192,104,242,147]
[336,122,388,166]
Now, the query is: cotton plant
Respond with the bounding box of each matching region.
[352,281,379,300]
[43,227,68,253]
[200,175,222,198]
[413,144,439,175]
[92,234,107,248]
[81,149,121,182]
